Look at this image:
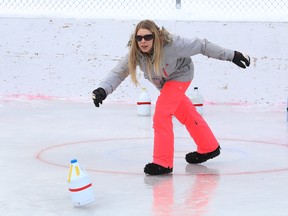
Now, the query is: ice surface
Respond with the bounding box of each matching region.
[0,99,287,215]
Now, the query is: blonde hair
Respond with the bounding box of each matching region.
[128,20,172,85]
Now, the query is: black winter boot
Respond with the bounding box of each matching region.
[185,146,221,164]
[144,163,173,175]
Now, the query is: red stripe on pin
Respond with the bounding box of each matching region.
[194,104,203,107]
[137,102,151,105]
[69,183,92,192]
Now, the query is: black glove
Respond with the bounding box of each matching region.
[92,88,107,107]
[232,51,250,68]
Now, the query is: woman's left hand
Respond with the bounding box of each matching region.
[232,51,250,68]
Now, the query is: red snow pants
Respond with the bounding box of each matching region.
[152,81,219,168]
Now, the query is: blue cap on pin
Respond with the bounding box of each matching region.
[71,159,77,163]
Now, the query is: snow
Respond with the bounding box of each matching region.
[0,18,287,105]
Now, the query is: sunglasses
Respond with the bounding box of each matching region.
[135,34,154,42]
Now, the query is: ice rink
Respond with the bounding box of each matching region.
[0,99,287,216]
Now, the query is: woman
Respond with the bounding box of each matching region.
[92,20,250,175]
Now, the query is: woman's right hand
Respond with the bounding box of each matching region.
[92,88,107,107]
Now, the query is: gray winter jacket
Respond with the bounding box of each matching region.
[99,34,235,95]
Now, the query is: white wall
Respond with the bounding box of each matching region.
[0,18,287,105]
